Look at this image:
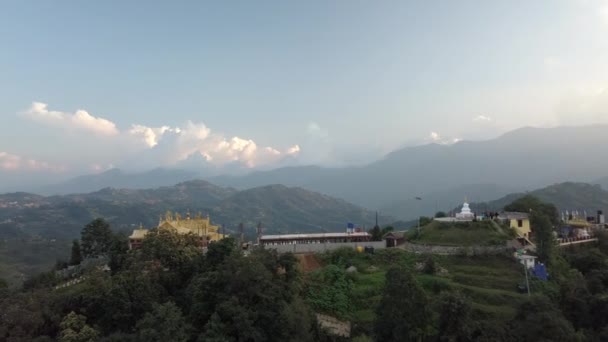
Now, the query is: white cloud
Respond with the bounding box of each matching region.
[428,131,461,145]
[23,102,119,136]
[473,115,492,122]
[286,145,301,155]
[429,132,441,141]
[128,121,300,168]
[18,102,301,171]
[0,151,64,172]
[307,122,328,138]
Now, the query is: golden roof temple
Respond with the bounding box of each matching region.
[128,211,227,249]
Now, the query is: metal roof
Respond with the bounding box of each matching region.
[260,232,370,240]
[498,212,530,220]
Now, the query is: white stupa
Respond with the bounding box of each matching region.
[455,199,475,220]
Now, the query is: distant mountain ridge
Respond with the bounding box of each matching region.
[35,168,202,195]
[211,125,608,218]
[15,125,608,220]
[468,182,608,215]
[0,180,387,240]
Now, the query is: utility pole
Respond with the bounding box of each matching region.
[524,262,531,296]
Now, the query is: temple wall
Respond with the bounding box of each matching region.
[264,241,386,254]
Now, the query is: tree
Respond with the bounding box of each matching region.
[198,313,233,342]
[374,266,432,342]
[369,225,383,241]
[70,240,83,266]
[437,292,475,342]
[59,312,99,342]
[81,218,113,258]
[306,265,352,319]
[510,296,580,342]
[435,211,447,218]
[504,195,559,224]
[135,302,191,342]
[532,213,556,264]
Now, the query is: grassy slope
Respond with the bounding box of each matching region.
[338,250,527,334]
[407,220,513,246]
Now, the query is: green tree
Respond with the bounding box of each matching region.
[369,225,383,241]
[437,292,475,342]
[504,195,559,224]
[533,213,556,264]
[135,302,191,342]
[81,218,113,258]
[306,265,352,319]
[374,266,432,342]
[70,240,83,266]
[107,232,130,273]
[511,296,580,342]
[435,211,447,218]
[59,312,99,342]
[198,313,233,342]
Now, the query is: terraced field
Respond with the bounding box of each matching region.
[345,251,528,335]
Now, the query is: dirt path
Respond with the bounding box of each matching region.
[296,254,323,273]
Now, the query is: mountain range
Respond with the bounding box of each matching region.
[10,125,608,220]
[468,182,608,216]
[0,180,386,240]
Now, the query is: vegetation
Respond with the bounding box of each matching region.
[3,191,608,342]
[407,220,512,246]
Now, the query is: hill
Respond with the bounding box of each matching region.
[469,182,608,214]
[34,168,201,195]
[209,125,608,219]
[0,180,387,240]
[406,220,513,247]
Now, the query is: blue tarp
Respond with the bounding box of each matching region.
[532,263,548,281]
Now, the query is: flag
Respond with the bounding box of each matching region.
[415,197,422,200]
[347,223,355,229]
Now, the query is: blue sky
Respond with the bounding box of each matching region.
[1,0,608,176]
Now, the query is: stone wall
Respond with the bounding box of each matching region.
[400,241,508,256]
[264,240,386,254]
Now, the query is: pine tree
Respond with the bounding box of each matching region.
[374,266,432,342]
[69,240,83,266]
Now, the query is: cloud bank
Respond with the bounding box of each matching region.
[0,151,64,172]
[17,102,301,173]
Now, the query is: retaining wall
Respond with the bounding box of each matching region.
[264,241,386,254]
[399,241,508,256]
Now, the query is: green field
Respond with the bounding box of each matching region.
[407,220,514,246]
[339,250,528,335]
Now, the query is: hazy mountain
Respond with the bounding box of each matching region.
[36,168,201,195]
[0,180,387,240]
[468,182,608,215]
[595,177,608,190]
[207,125,608,219]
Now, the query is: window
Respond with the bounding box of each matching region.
[517,219,523,228]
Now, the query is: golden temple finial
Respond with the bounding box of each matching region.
[175,212,182,221]
[196,211,202,219]
[165,210,173,221]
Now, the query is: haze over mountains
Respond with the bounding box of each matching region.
[5,125,608,220]
[0,181,384,240]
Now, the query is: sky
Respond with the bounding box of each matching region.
[1,0,608,179]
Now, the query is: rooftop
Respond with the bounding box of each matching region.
[498,212,529,220]
[261,232,370,241]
